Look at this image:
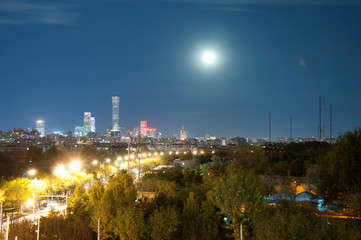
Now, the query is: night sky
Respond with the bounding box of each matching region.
[1,0,361,139]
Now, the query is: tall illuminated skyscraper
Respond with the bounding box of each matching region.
[83,112,91,136]
[36,120,45,137]
[90,117,96,133]
[112,96,120,131]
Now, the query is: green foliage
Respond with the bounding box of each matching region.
[181,192,200,240]
[212,166,264,240]
[91,173,137,239]
[3,178,32,208]
[199,194,220,240]
[319,128,361,203]
[113,204,146,240]
[150,206,180,240]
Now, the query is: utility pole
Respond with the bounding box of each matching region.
[98,219,100,240]
[290,116,292,139]
[0,200,3,231]
[33,186,36,222]
[5,216,9,240]
[319,96,322,140]
[330,104,333,142]
[37,217,40,240]
[127,138,130,174]
[138,156,141,183]
[240,224,243,240]
[269,111,271,142]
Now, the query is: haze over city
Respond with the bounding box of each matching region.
[1,0,361,138]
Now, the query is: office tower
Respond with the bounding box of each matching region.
[74,126,84,137]
[83,112,91,136]
[140,121,147,136]
[36,120,45,137]
[90,117,96,133]
[112,96,120,131]
[180,125,188,140]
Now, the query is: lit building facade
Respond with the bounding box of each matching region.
[36,120,45,137]
[180,125,188,140]
[140,121,157,138]
[112,96,120,131]
[83,112,91,136]
[90,117,96,133]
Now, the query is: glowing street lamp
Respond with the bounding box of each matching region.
[193,151,197,155]
[92,160,98,165]
[22,169,36,180]
[106,159,111,163]
[69,161,81,172]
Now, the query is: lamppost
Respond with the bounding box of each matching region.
[22,169,36,181]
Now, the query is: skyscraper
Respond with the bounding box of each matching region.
[83,112,91,136]
[36,120,45,137]
[112,96,120,131]
[180,125,188,140]
[90,117,96,133]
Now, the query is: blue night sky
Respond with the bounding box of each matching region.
[1,0,361,139]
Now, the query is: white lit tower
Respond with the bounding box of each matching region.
[90,117,96,133]
[83,112,91,136]
[36,120,45,137]
[111,96,121,137]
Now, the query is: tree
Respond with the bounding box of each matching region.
[113,204,145,240]
[3,178,32,209]
[199,193,220,240]
[91,173,137,239]
[150,206,180,240]
[181,192,200,240]
[212,167,264,240]
[319,128,361,203]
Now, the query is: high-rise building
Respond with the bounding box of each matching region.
[140,121,147,136]
[180,125,188,140]
[112,96,120,131]
[74,126,84,137]
[90,117,96,133]
[83,112,91,136]
[36,120,45,137]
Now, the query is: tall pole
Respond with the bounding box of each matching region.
[290,116,292,139]
[330,104,333,142]
[138,157,141,183]
[269,111,271,142]
[33,186,36,222]
[240,224,243,240]
[5,216,9,240]
[97,219,100,240]
[0,200,3,231]
[127,139,130,174]
[37,217,40,240]
[319,96,322,140]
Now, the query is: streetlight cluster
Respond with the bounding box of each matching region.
[54,160,82,177]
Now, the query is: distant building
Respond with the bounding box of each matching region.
[74,126,84,137]
[62,131,73,137]
[83,112,91,136]
[180,126,188,140]
[111,96,121,137]
[138,121,157,138]
[112,96,120,131]
[36,120,45,137]
[90,117,96,133]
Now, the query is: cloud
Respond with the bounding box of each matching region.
[300,57,306,67]
[0,1,79,25]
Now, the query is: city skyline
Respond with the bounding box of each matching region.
[1,1,361,139]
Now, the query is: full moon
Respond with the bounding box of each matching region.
[202,51,216,64]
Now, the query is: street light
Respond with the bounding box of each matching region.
[22,169,36,180]
[69,161,81,172]
[92,160,98,165]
